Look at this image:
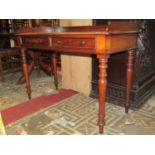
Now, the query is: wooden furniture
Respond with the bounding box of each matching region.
[0,33,12,48]
[0,20,10,35]
[16,50,54,84]
[0,19,12,48]
[0,48,21,81]
[91,20,155,108]
[16,22,138,134]
[0,21,21,81]
[31,19,59,27]
[10,19,60,84]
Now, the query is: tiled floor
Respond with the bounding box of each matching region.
[0,71,155,135]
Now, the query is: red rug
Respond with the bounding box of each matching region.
[1,89,78,126]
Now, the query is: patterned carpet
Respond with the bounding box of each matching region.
[0,71,155,135]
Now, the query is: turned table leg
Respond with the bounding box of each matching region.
[51,53,58,90]
[21,48,31,99]
[16,50,35,84]
[97,54,110,134]
[16,60,35,85]
[125,50,135,113]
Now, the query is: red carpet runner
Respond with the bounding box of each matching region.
[1,89,78,126]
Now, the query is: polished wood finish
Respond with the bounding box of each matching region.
[125,50,134,113]
[21,48,31,99]
[16,50,35,85]
[14,20,60,85]
[92,20,155,108]
[16,50,53,85]
[97,54,110,133]
[16,22,138,134]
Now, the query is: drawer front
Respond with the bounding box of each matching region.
[22,36,49,47]
[52,37,95,49]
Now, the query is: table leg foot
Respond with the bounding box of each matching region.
[125,106,129,114]
[28,93,31,100]
[99,126,104,134]
[98,113,105,134]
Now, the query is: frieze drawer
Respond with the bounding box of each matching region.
[22,36,49,47]
[52,37,96,49]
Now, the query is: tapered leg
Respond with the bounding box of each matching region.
[21,48,31,99]
[97,54,110,134]
[51,53,58,90]
[17,50,35,84]
[16,60,35,85]
[125,50,134,113]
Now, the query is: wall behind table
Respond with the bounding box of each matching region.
[60,19,92,95]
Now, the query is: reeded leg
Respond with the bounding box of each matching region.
[97,54,110,134]
[51,53,58,90]
[125,50,134,113]
[21,48,31,99]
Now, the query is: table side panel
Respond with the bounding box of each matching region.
[105,34,137,53]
